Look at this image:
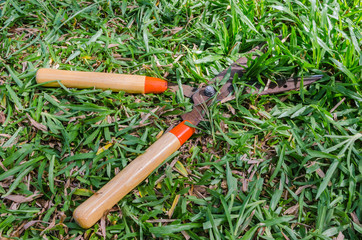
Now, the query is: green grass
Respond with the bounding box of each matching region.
[0,0,361,239]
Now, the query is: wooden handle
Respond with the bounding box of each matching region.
[73,121,195,228]
[36,68,167,93]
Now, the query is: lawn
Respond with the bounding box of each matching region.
[0,0,361,239]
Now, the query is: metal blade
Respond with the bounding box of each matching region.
[168,83,197,98]
[245,75,323,95]
[179,41,322,125]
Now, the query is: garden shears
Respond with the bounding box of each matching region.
[36,45,323,228]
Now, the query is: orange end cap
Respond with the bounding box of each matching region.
[169,120,195,145]
[144,76,168,93]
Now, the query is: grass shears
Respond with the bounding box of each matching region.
[36,45,323,228]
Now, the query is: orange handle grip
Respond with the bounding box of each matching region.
[169,120,195,145]
[73,121,194,228]
[36,68,167,93]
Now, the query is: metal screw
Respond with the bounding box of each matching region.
[204,85,216,97]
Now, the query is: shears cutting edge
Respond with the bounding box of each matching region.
[36,46,323,228]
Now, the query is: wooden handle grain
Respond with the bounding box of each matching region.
[36,68,167,93]
[73,132,181,228]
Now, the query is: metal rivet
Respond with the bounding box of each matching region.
[204,85,216,97]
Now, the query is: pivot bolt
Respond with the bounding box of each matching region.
[204,85,216,97]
